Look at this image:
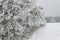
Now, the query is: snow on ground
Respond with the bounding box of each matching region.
[29,23,60,40]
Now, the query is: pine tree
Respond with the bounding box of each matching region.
[0,0,46,40]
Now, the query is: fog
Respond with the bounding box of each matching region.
[35,0,60,17]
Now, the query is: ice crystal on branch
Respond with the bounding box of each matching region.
[0,0,46,40]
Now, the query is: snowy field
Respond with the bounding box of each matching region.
[29,23,60,40]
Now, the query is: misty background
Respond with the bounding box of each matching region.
[35,0,60,17]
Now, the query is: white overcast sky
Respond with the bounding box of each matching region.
[35,0,60,17]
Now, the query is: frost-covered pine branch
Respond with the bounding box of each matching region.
[0,0,46,40]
